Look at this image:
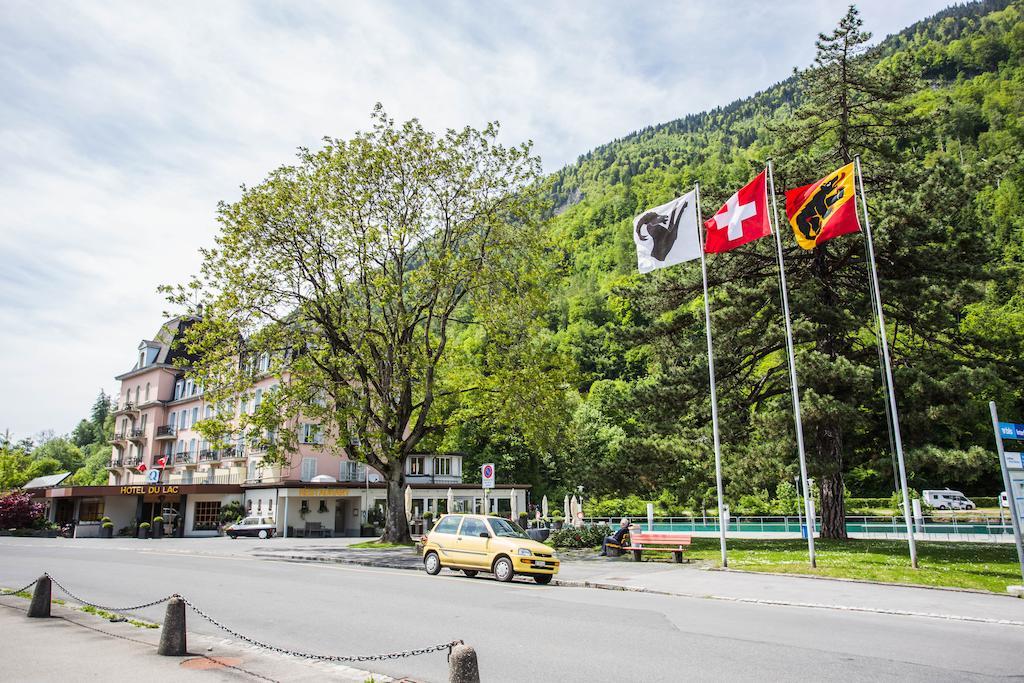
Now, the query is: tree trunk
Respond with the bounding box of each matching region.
[819,470,848,539]
[382,468,412,544]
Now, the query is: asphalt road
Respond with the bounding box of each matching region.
[2,538,1023,682]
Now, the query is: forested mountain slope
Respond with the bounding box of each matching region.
[453,1,1024,515]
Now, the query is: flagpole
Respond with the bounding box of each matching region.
[854,155,918,569]
[694,181,728,568]
[766,160,816,568]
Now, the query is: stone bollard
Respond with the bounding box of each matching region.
[157,597,187,656]
[27,575,51,618]
[448,643,480,683]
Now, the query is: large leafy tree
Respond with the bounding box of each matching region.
[172,107,560,542]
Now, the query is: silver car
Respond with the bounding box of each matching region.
[227,516,277,539]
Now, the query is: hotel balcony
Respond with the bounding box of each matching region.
[112,431,128,445]
[124,456,141,467]
[173,452,193,466]
[113,401,139,417]
[224,447,246,461]
[108,457,123,469]
[128,427,146,443]
[406,474,463,485]
[198,449,220,463]
[167,471,243,486]
[155,426,177,440]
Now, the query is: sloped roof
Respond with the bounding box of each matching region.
[23,472,72,489]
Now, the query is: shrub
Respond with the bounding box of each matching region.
[139,522,151,529]
[101,516,112,523]
[219,501,245,524]
[153,516,164,524]
[422,512,434,529]
[102,522,114,529]
[549,524,611,549]
[0,491,45,529]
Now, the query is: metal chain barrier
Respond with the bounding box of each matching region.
[181,596,461,662]
[5,574,461,663]
[0,579,39,596]
[46,574,176,613]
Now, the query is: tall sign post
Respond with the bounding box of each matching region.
[989,402,1024,588]
[481,463,495,515]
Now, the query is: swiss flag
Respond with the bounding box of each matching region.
[156,456,168,468]
[136,462,147,474]
[704,171,772,253]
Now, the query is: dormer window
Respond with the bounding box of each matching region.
[410,457,425,475]
[174,380,184,400]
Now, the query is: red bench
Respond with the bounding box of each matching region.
[623,530,692,563]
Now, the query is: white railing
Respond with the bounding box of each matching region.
[580,515,1015,536]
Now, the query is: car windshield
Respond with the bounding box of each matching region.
[488,517,528,538]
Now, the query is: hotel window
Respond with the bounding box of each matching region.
[191,407,199,425]
[300,457,316,481]
[79,499,104,521]
[168,412,176,429]
[239,396,248,416]
[205,406,213,419]
[259,352,270,372]
[247,499,253,513]
[300,424,321,445]
[140,414,148,430]
[254,388,263,412]
[409,457,425,475]
[268,498,273,513]
[181,409,189,430]
[189,439,196,454]
[135,386,140,405]
[247,460,257,480]
[341,461,362,481]
[185,379,194,396]
[433,457,452,476]
[174,380,184,400]
[145,382,150,402]
[193,502,221,531]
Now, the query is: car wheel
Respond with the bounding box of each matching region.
[463,570,478,578]
[493,556,515,582]
[424,551,442,575]
[533,574,553,585]
[229,534,237,539]
[258,530,268,539]
[938,505,948,510]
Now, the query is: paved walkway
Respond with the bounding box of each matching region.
[0,597,386,682]
[253,545,1024,626]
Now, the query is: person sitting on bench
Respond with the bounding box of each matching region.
[599,518,633,556]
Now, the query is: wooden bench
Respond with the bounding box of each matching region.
[624,531,692,563]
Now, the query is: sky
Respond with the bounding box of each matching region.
[0,0,955,440]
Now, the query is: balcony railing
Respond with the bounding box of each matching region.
[108,458,123,468]
[174,452,192,465]
[113,431,128,441]
[167,472,244,486]
[405,474,462,485]
[114,402,138,415]
[129,428,146,441]
[198,449,220,462]
[124,456,141,467]
[155,426,177,439]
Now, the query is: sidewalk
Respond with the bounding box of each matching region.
[254,545,1024,626]
[0,597,390,682]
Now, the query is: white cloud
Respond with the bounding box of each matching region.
[0,0,953,438]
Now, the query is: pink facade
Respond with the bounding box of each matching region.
[108,317,465,488]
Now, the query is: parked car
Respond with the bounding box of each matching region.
[922,489,975,510]
[226,516,277,539]
[421,514,560,584]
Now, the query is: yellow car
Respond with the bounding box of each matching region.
[421,514,560,584]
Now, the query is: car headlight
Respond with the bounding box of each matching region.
[517,548,532,557]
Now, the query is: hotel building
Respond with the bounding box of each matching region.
[32,316,528,537]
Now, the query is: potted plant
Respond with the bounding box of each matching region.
[551,510,564,530]
[518,511,529,529]
[152,516,164,539]
[137,522,151,539]
[100,517,114,539]
[422,511,434,532]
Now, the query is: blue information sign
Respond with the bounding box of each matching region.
[998,422,1024,440]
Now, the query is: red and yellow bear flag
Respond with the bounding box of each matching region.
[784,162,861,250]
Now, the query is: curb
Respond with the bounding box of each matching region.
[710,566,1024,598]
[256,553,1024,627]
[552,578,1024,627]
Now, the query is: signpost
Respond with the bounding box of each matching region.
[989,402,1024,588]
[481,463,495,514]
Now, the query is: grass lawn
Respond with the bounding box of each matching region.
[348,540,416,549]
[684,538,1022,593]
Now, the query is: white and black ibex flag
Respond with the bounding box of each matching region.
[633,189,701,273]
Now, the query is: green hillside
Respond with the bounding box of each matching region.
[450,0,1024,519]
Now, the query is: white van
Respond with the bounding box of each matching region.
[922,489,975,510]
